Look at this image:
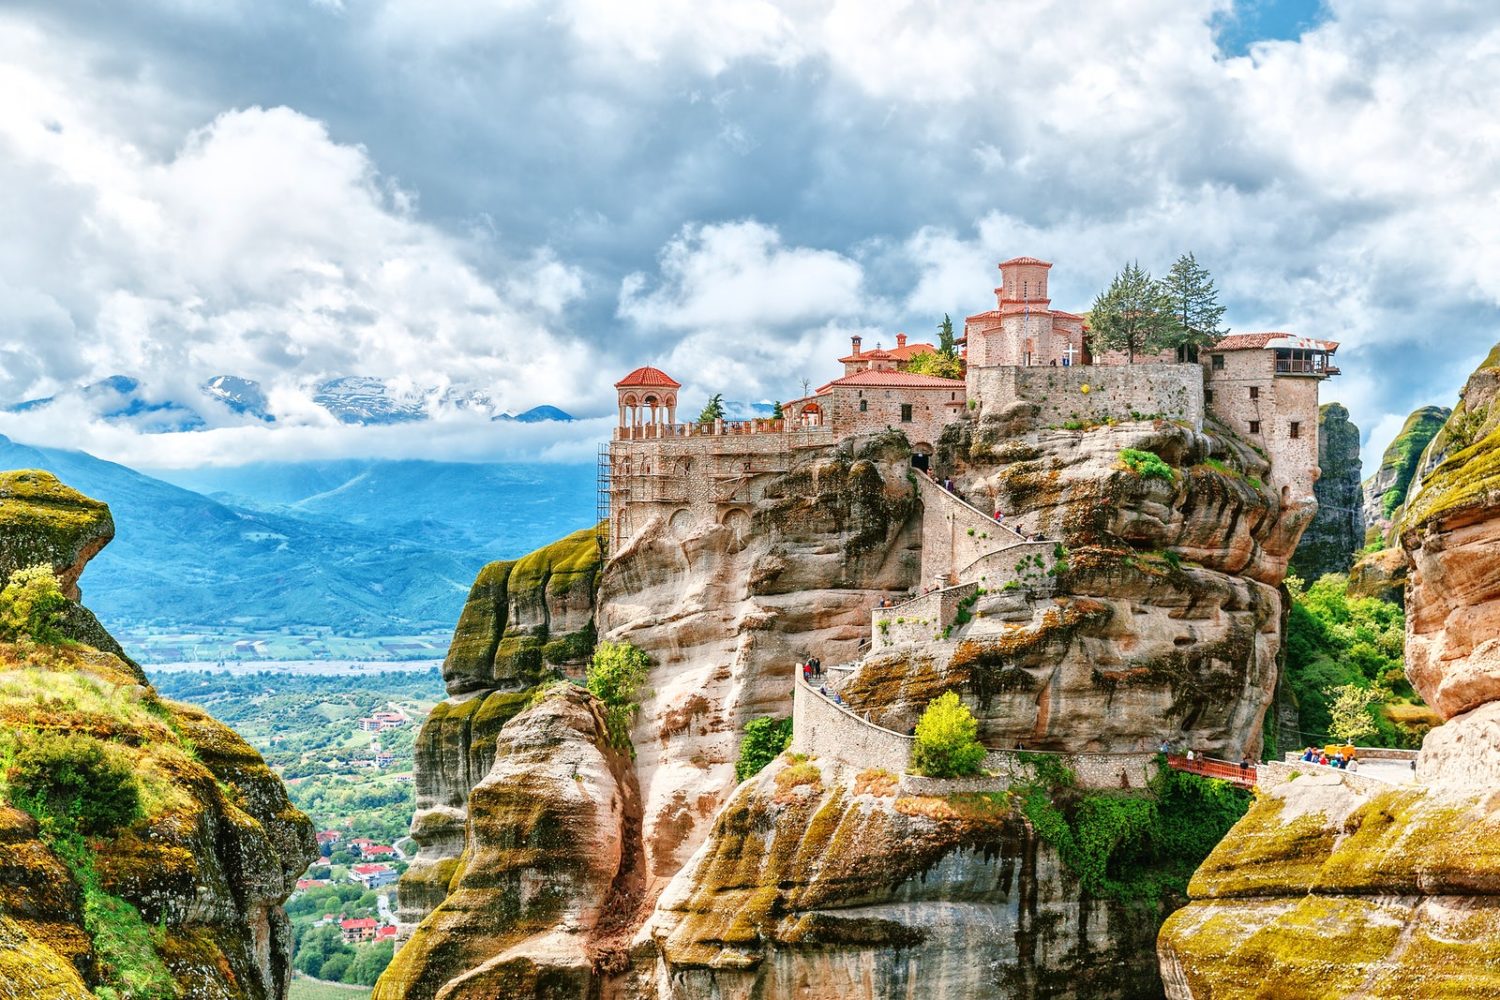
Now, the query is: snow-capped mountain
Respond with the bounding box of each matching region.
[5,374,575,430]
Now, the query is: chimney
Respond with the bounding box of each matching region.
[896,333,907,348]
[851,335,862,355]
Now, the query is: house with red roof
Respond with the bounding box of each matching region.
[350,863,399,889]
[340,917,379,943]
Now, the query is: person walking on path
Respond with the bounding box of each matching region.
[809,656,821,679]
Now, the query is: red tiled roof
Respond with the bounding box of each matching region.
[889,341,939,360]
[1051,310,1087,321]
[341,918,378,930]
[376,926,398,939]
[351,863,393,875]
[818,370,967,392]
[1213,332,1340,352]
[999,256,1052,268]
[615,366,681,389]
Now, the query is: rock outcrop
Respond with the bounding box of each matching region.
[374,684,642,1000]
[1290,402,1363,581]
[393,408,1316,998]
[1160,347,1500,997]
[0,470,315,999]
[648,755,1164,999]
[1360,404,1450,543]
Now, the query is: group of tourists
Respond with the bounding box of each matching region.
[1301,745,1360,771]
[799,657,823,684]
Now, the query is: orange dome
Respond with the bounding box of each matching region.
[615,366,681,389]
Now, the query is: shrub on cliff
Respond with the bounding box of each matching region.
[10,731,141,836]
[586,641,651,755]
[0,564,68,643]
[1119,448,1174,482]
[735,716,793,782]
[911,692,986,778]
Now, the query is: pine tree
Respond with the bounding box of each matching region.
[771,401,784,420]
[1162,252,1228,360]
[938,314,956,357]
[1087,261,1174,364]
[698,393,725,423]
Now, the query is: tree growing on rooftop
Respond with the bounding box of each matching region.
[1087,261,1174,364]
[697,393,725,423]
[1162,252,1228,360]
[906,350,963,379]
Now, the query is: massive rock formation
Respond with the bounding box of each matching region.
[0,470,315,999]
[1289,402,1363,581]
[1160,348,1500,997]
[1360,404,1450,543]
[647,755,1163,999]
[390,407,1316,999]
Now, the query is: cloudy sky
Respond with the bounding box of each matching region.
[0,0,1496,470]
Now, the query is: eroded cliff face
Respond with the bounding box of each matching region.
[842,417,1297,761]
[1290,402,1363,581]
[647,755,1163,1000]
[0,469,315,999]
[1360,404,1449,544]
[375,685,642,1000]
[1159,349,1500,998]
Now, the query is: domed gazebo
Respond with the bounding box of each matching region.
[615,366,680,435]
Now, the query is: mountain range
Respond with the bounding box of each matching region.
[7,375,576,429]
[0,434,596,637]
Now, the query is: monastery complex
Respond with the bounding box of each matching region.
[605,255,1339,553]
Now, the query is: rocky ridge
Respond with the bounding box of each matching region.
[1159,347,1500,998]
[1289,402,1363,582]
[386,402,1318,998]
[0,469,315,999]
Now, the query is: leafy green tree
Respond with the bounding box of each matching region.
[1087,261,1174,363]
[0,564,69,643]
[320,953,353,982]
[1162,252,1227,359]
[911,691,986,778]
[905,349,963,379]
[735,716,793,781]
[938,313,956,356]
[1326,683,1380,743]
[11,732,141,835]
[771,401,784,420]
[348,939,395,985]
[586,641,651,754]
[698,393,726,423]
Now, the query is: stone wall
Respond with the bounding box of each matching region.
[1205,350,1322,503]
[820,383,965,452]
[1254,759,1389,795]
[870,582,977,651]
[969,363,1204,429]
[792,678,1159,789]
[917,474,1029,585]
[961,540,1059,591]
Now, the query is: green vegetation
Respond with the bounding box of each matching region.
[1283,574,1430,747]
[698,393,726,423]
[289,977,372,1000]
[586,641,651,755]
[938,313,956,356]
[1326,683,1381,743]
[1161,251,1227,357]
[0,565,68,643]
[295,924,392,986]
[1087,261,1174,363]
[9,731,141,835]
[735,716,793,782]
[910,692,986,778]
[1374,405,1451,522]
[1016,757,1250,906]
[1119,448,1174,482]
[905,350,962,379]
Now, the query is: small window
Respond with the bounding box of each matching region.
[900,403,914,423]
[1212,354,1225,370]
[1290,421,1301,439]
[1205,389,1214,404]
[859,399,868,412]
[1249,386,1259,400]
[1249,420,1261,435]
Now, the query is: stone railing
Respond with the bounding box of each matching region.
[958,540,1060,594]
[1283,747,1419,762]
[613,419,836,441]
[870,582,978,650]
[1256,759,1393,793]
[791,676,1158,789]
